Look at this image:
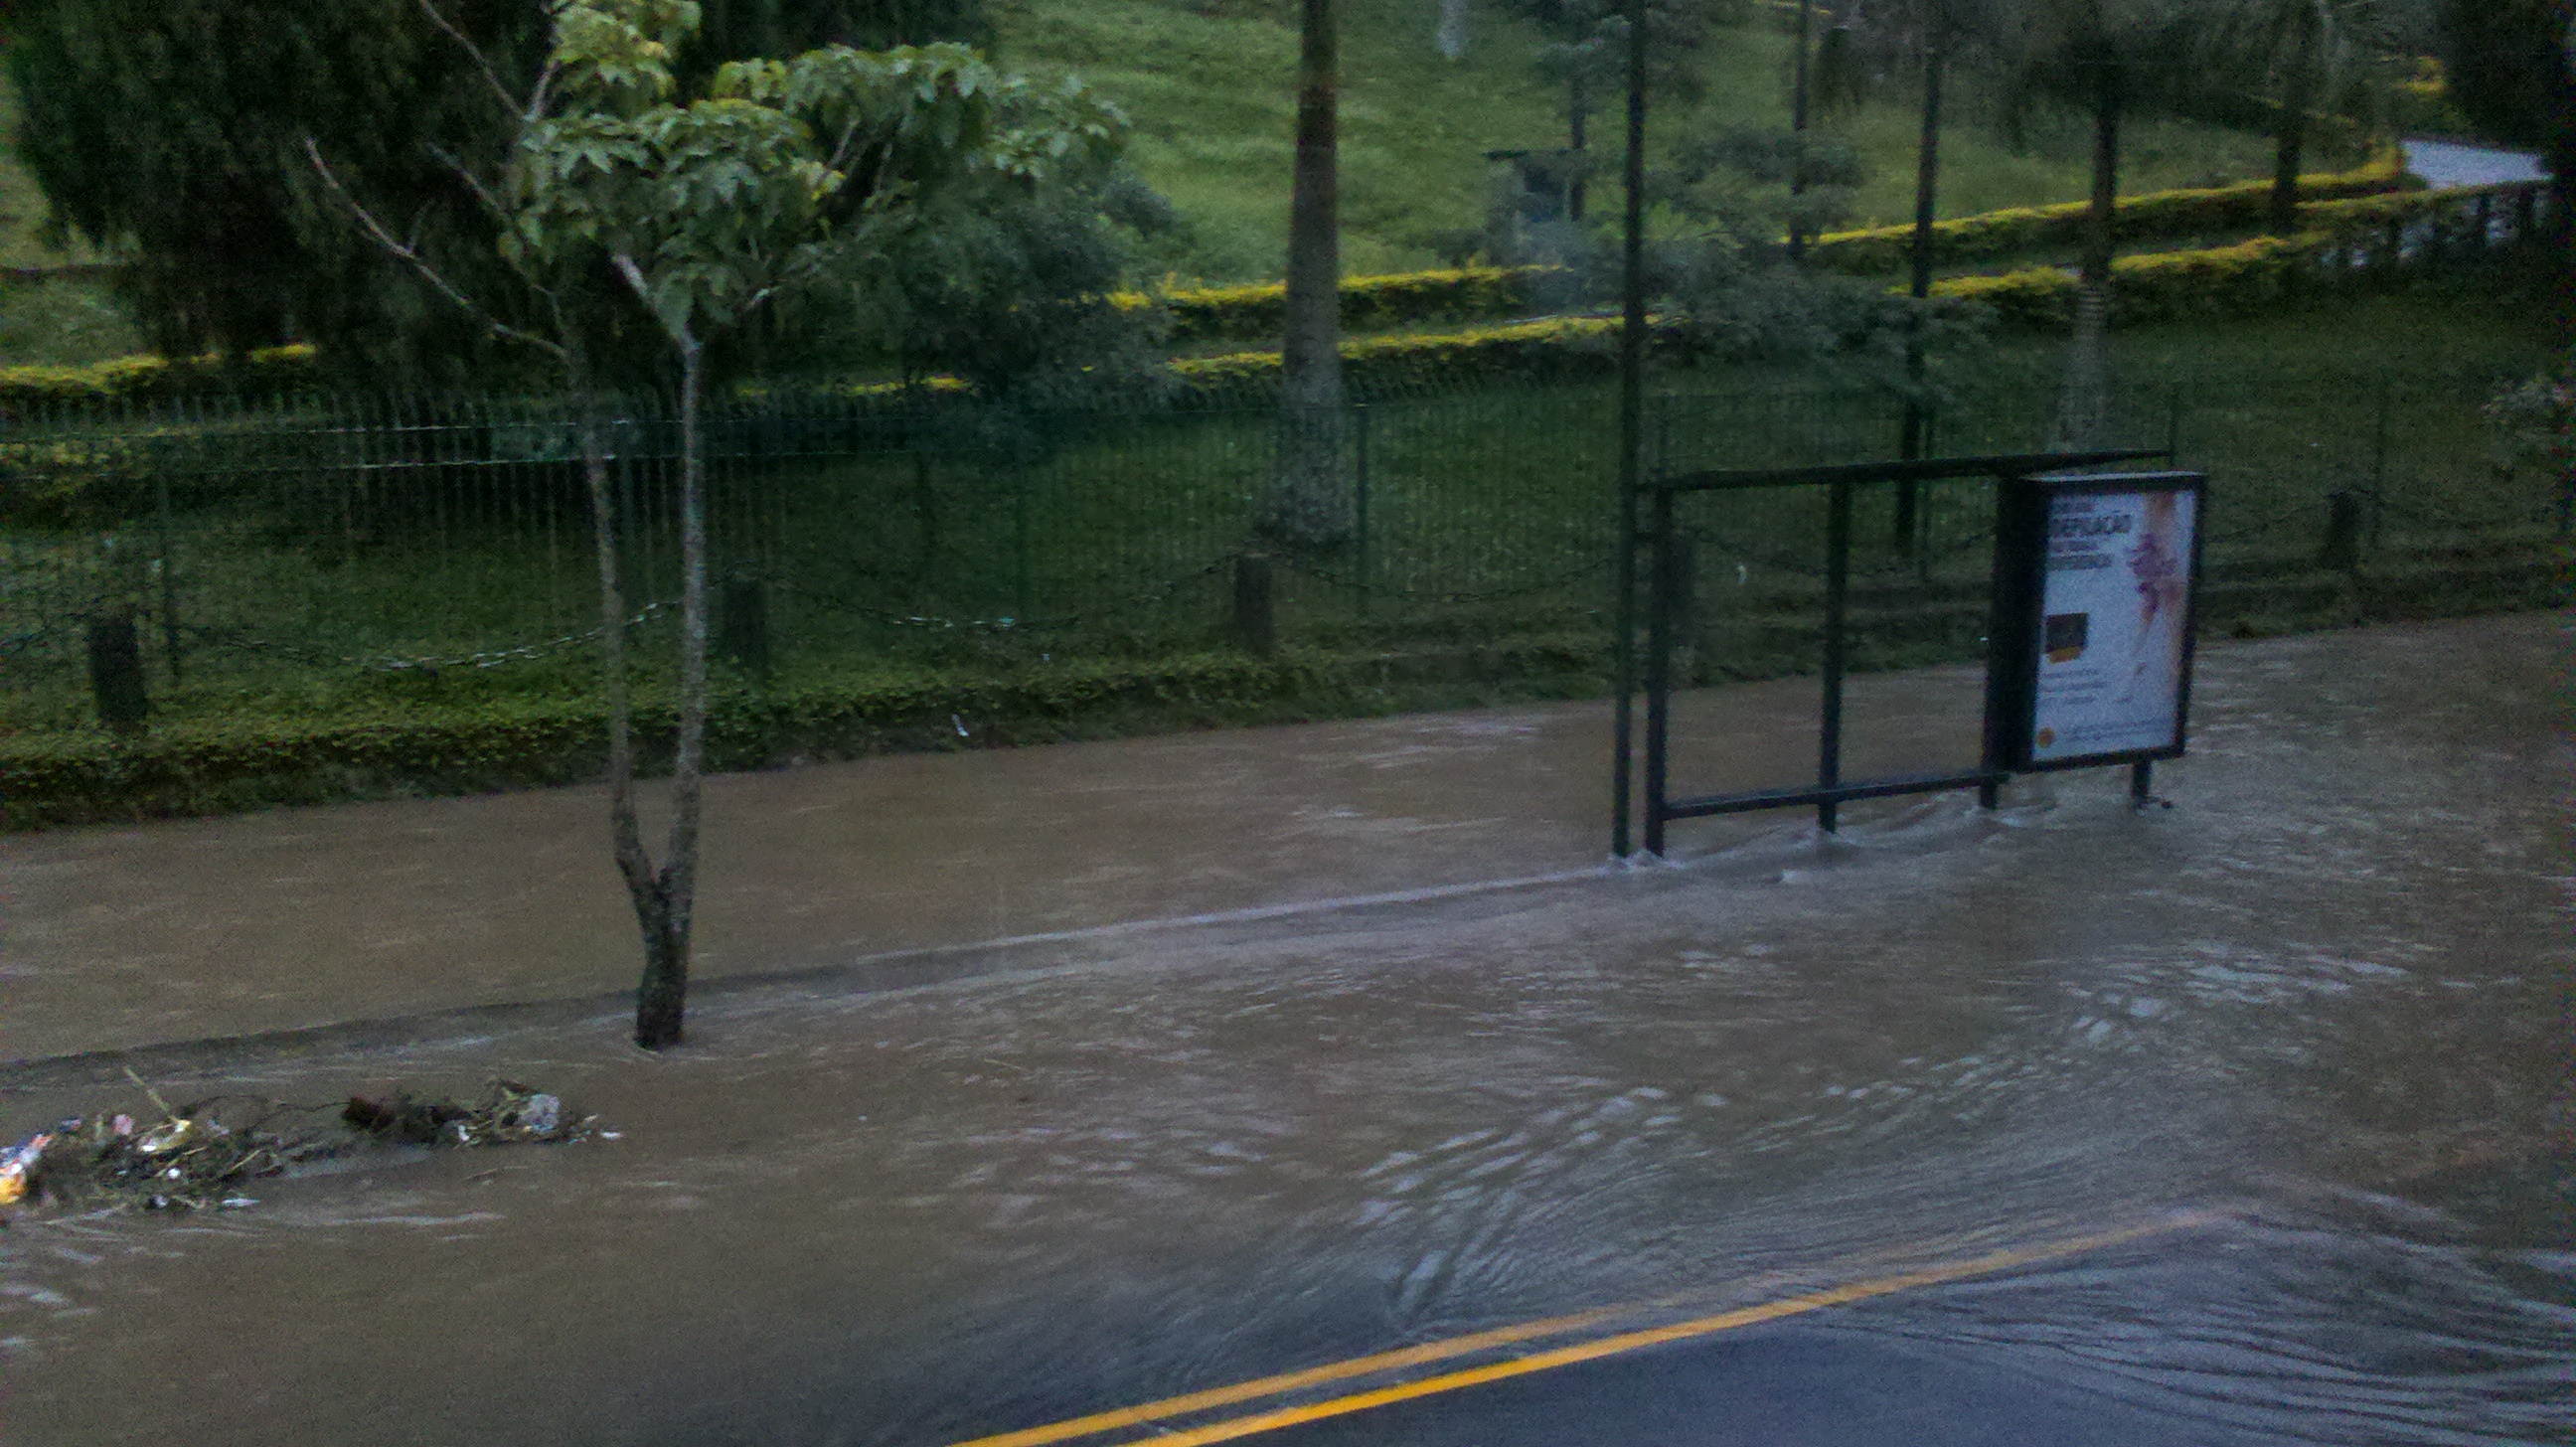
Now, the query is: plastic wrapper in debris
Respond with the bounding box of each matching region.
[0,1132,55,1206]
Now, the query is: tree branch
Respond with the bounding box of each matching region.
[422,140,512,225]
[610,250,697,351]
[526,59,564,126]
[413,0,529,117]
[306,137,568,361]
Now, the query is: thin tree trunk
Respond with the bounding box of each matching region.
[576,357,662,981]
[2055,74,2121,451]
[1276,0,1350,548]
[635,336,710,1049]
[1569,77,1588,221]
[2269,1,2318,236]
[1895,41,1945,550]
[1789,0,1814,259]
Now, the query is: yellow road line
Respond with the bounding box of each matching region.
[948,1300,1649,1447]
[951,1211,2216,1447]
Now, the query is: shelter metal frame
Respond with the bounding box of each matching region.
[1626,447,2173,857]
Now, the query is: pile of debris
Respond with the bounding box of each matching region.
[1,1075,606,1214]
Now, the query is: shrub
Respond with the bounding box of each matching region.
[1129,265,1565,343]
[1172,315,1634,395]
[0,345,320,414]
[1810,153,2412,274]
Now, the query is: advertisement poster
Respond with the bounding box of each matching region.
[2029,486,2196,763]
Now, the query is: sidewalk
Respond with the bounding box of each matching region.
[4,658,2004,1062]
[7,613,2553,1064]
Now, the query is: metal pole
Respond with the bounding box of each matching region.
[1609,0,1649,859]
[152,443,182,687]
[1353,402,1370,616]
[2367,380,2390,550]
[1643,486,1675,858]
[1788,0,1813,260]
[1013,461,1032,623]
[1895,40,1943,553]
[2130,759,2154,808]
[1817,474,1852,833]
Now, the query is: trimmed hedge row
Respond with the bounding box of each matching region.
[1810,154,2412,274]
[0,640,1607,829]
[1928,182,2539,330]
[1174,187,2524,390]
[1172,314,1634,394]
[0,169,2511,410]
[1129,265,1565,344]
[0,346,320,413]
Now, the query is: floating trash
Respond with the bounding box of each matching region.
[2,1074,607,1215]
[341,1079,594,1149]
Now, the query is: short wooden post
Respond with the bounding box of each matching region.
[2319,489,2363,574]
[1233,552,1277,656]
[86,610,150,730]
[717,573,771,683]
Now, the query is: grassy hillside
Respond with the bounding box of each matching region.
[995,0,2302,281]
[0,0,2323,366]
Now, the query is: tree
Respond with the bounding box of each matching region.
[313,0,1113,1047]
[1276,0,1350,547]
[2436,0,2574,251]
[1519,0,1711,221]
[4,0,989,374]
[2191,1,2408,236]
[1998,0,2229,448]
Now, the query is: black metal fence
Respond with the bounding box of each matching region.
[2,349,2562,733]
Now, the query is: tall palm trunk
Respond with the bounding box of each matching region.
[1788,0,1814,259]
[2268,0,2319,236]
[1568,76,1589,221]
[2055,68,2121,451]
[1276,0,1351,548]
[1895,40,1945,551]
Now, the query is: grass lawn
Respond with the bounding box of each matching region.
[2,283,2553,739]
[994,0,2306,282]
[0,2,2345,368]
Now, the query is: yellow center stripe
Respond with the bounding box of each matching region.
[950,1212,2215,1447]
[947,1300,1648,1447]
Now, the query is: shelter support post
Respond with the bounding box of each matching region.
[1817,475,1852,833]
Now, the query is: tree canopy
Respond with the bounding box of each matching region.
[3,0,991,376]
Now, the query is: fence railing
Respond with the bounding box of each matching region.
[3,351,2562,731]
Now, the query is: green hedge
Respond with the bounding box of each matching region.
[1129,265,1565,344]
[0,345,321,412]
[1173,315,1654,395]
[1928,183,2537,330]
[1810,155,2412,274]
[0,640,1607,829]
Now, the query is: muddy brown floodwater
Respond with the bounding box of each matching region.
[0,616,2568,1446]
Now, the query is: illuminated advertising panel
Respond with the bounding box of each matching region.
[1985,472,2204,772]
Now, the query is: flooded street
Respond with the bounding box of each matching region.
[1,616,2568,1445]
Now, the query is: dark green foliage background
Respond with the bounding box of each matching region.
[2,0,991,381]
